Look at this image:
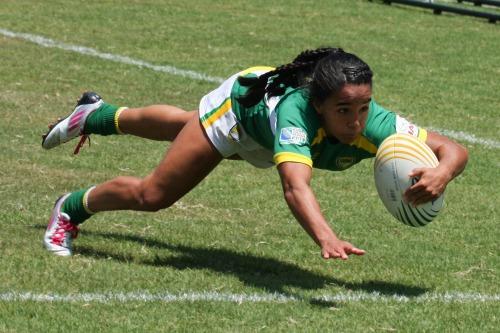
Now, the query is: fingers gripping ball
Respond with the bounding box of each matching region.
[374,134,445,227]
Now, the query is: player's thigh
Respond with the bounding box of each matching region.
[142,113,223,207]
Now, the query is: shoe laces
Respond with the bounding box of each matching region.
[51,215,79,246]
[73,135,91,155]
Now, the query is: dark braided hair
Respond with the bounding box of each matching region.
[237,47,373,108]
[309,51,373,105]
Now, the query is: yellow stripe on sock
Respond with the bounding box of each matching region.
[114,107,128,135]
[82,186,96,215]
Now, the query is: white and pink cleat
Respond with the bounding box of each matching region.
[42,92,103,154]
[43,194,79,256]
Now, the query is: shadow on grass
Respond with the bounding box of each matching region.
[34,224,429,304]
[67,229,430,299]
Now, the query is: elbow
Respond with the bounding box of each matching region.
[452,142,469,176]
[438,138,469,169]
[454,142,469,168]
[282,181,309,207]
[461,144,469,165]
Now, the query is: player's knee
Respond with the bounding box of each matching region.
[135,182,173,212]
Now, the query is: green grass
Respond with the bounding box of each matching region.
[0,0,499,332]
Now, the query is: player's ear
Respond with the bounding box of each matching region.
[313,99,323,115]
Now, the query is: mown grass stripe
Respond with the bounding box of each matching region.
[1,28,498,150]
[0,28,224,84]
[0,291,498,303]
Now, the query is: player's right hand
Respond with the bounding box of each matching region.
[321,239,365,260]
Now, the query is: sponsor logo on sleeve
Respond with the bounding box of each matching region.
[279,127,308,145]
[396,115,420,137]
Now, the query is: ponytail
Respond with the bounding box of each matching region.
[237,47,343,108]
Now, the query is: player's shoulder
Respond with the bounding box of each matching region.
[365,100,427,146]
[365,100,396,129]
[275,87,313,116]
[362,100,396,148]
[368,99,394,118]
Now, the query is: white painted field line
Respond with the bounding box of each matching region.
[1,291,499,303]
[0,28,224,84]
[1,28,498,149]
[428,127,499,150]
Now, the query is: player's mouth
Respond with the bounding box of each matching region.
[341,133,359,143]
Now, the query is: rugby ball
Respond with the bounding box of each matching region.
[374,134,444,227]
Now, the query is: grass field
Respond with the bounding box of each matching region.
[0,0,499,332]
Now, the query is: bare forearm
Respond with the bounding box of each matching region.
[277,162,365,259]
[406,132,469,205]
[283,184,337,246]
[434,139,468,182]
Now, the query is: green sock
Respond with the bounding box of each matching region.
[62,188,93,225]
[83,103,120,135]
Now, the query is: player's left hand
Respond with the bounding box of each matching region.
[404,167,451,206]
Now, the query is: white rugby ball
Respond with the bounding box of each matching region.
[374,134,444,227]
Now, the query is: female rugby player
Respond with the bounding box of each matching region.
[42,48,468,257]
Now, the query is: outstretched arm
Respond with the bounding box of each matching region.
[405,131,468,206]
[277,161,365,260]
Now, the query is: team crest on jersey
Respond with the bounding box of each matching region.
[227,124,240,142]
[279,127,307,145]
[336,156,357,170]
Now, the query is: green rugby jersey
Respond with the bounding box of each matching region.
[231,73,427,171]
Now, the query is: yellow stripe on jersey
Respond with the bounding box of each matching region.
[418,128,428,143]
[239,66,275,76]
[274,152,313,168]
[349,135,378,154]
[311,128,326,146]
[201,98,232,129]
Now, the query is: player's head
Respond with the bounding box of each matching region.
[237,47,373,143]
[310,51,373,143]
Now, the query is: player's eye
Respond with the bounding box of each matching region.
[338,108,349,114]
[360,106,369,113]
